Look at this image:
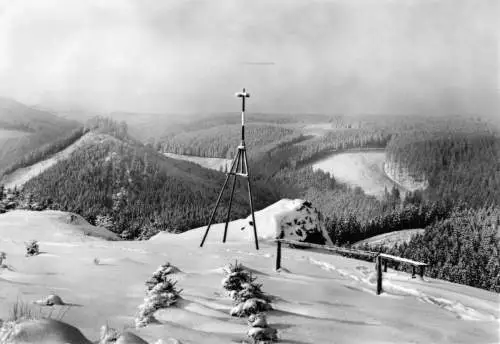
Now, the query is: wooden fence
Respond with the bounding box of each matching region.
[275,239,428,295]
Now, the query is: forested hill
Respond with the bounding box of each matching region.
[159,124,304,159]
[20,130,281,239]
[386,131,500,208]
[0,97,81,176]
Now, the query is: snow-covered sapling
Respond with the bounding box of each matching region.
[136,262,182,328]
[222,261,272,317]
[145,262,180,291]
[25,240,39,257]
[247,313,278,344]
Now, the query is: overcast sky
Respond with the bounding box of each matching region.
[0,0,497,116]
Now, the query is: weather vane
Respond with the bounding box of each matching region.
[200,88,259,250]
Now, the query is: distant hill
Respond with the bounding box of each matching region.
[0,97,81,176]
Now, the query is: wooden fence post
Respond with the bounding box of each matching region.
[276,241,282,270]
[376,255,383,295]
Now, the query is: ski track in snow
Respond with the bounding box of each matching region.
[307,257,498,322]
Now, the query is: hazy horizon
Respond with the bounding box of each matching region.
[0,0,497,118]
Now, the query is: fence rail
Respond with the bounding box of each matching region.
[274,239,428,295]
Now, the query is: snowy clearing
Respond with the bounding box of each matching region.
[312,151,406,198]
[0,133,101,190]
[0,129,28,140]
[353,229,426,249]
[163,153,231,172]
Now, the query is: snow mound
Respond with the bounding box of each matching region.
[0,319,92,344]
[0,210,119,242]
[34,294,65,306]
[154,199,332,246]
[230,199,333,244]
[116,331,149,344]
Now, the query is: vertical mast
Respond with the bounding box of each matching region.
[237,88,250,145]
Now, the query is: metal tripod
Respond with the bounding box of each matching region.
[199,88,259,250]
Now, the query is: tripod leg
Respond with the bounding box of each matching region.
[243,150,259,250]
[223,150,240,243]
[200,153,239,247]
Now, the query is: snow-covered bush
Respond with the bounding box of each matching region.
[234,282,270,305]
[99,324,119,344]
[230,298,272,317]
[145,262,180,291]
[247,313,278,343]
[25,240,39,257]
[0,252,6,266]
[222,261,272,318]
[95,214,114,231]
[221,260,255,296]
[136,263,182,328]
[248,326,278,344]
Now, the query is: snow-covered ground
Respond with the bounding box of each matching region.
[312,152,406,198]
[0,129,28,140]
[0,208,498,344]
[163,153,231,172]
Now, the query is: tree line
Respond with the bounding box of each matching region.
[361,206,499,292]
[386,131,500,208]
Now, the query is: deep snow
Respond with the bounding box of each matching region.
[0,207,498,343]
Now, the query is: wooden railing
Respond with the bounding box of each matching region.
[275,239,428,295]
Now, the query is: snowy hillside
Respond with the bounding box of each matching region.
[0,205,498,344]
[311,151,406,199]
[163,152,231,172]
[0,133,99,189]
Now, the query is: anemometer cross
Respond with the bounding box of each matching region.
[200,88,259,250]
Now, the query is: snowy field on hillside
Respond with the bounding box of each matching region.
[163,153,231,172]
[0,208,498,344]
[0,133,102,190]
[353,229,426,249]
[301,123,334,137]
[0,129,28,140]
[312,152,406,198]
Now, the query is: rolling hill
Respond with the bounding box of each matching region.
[15,129,281,238]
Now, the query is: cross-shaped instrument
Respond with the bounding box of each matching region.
[200,88,259,250]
